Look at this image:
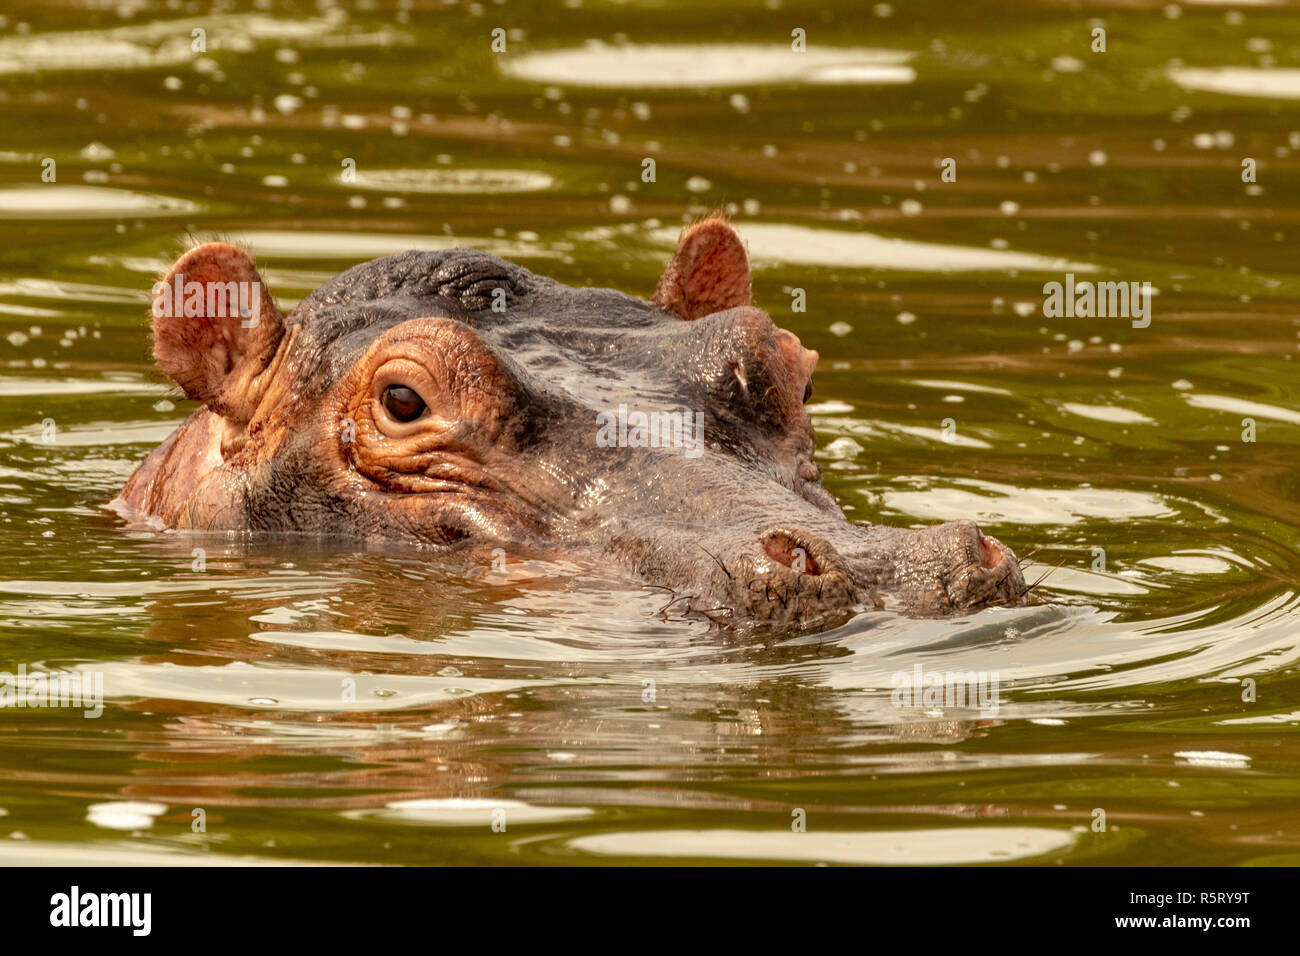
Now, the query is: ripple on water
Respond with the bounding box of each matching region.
[76,660,538,712]
[1168,67,1300,100]
[0,186,199,219]
[878,478,1177,526]
[1060,402,1156,425]
[346,798,594,827]
[567,826,1077,864]
[338,168,555,194]
[648,224,1097,273]
[1182,393,1300,426]
[0,15,355,74]
[222,230,560,261]
[501,43,916,88]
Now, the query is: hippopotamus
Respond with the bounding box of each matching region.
[111,217,1028,630]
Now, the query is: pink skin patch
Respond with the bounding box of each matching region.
[979,535,1003,570]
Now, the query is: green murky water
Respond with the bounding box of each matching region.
[1,0,1298,866]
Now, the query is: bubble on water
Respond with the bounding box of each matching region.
[1175,750,1249,768]
[823,437,863,459]
[896,311,916,325]
[1088,150,1107,166]
[829,321,853,336]
[685,176,712,193]
[373,688,397,698]
[1171,379,1193,390]
[86,801,167,831]
[6,331,27,346]
[248,697,278,706]
[1000,200,1020,216]
[609,195,632,215]
[899,198,922,216]
[262,175,289,188]
[437,666,463,677]
[79,142,115,162]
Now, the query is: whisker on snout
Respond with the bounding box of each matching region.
[1026,560,1066,592]
[1017,547,1043,568]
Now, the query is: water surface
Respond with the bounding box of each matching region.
[1,0,1298,865]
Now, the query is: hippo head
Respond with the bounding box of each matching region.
[113,218,1028,630]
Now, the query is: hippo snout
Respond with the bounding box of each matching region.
[721,517,1029,627]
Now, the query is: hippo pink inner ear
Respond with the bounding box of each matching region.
[652,217,752,320]
[151,242,284,423]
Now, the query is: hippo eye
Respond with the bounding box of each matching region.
[381,384,427,422]
[803,376,814,403]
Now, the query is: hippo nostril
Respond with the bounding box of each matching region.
[762,531,822,575]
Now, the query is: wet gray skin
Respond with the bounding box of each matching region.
[113,218,1029,631]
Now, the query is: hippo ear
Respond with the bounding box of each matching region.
[652,217,752,320]
[151,242,285,423]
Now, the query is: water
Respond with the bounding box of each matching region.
[1,0,1298,865]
